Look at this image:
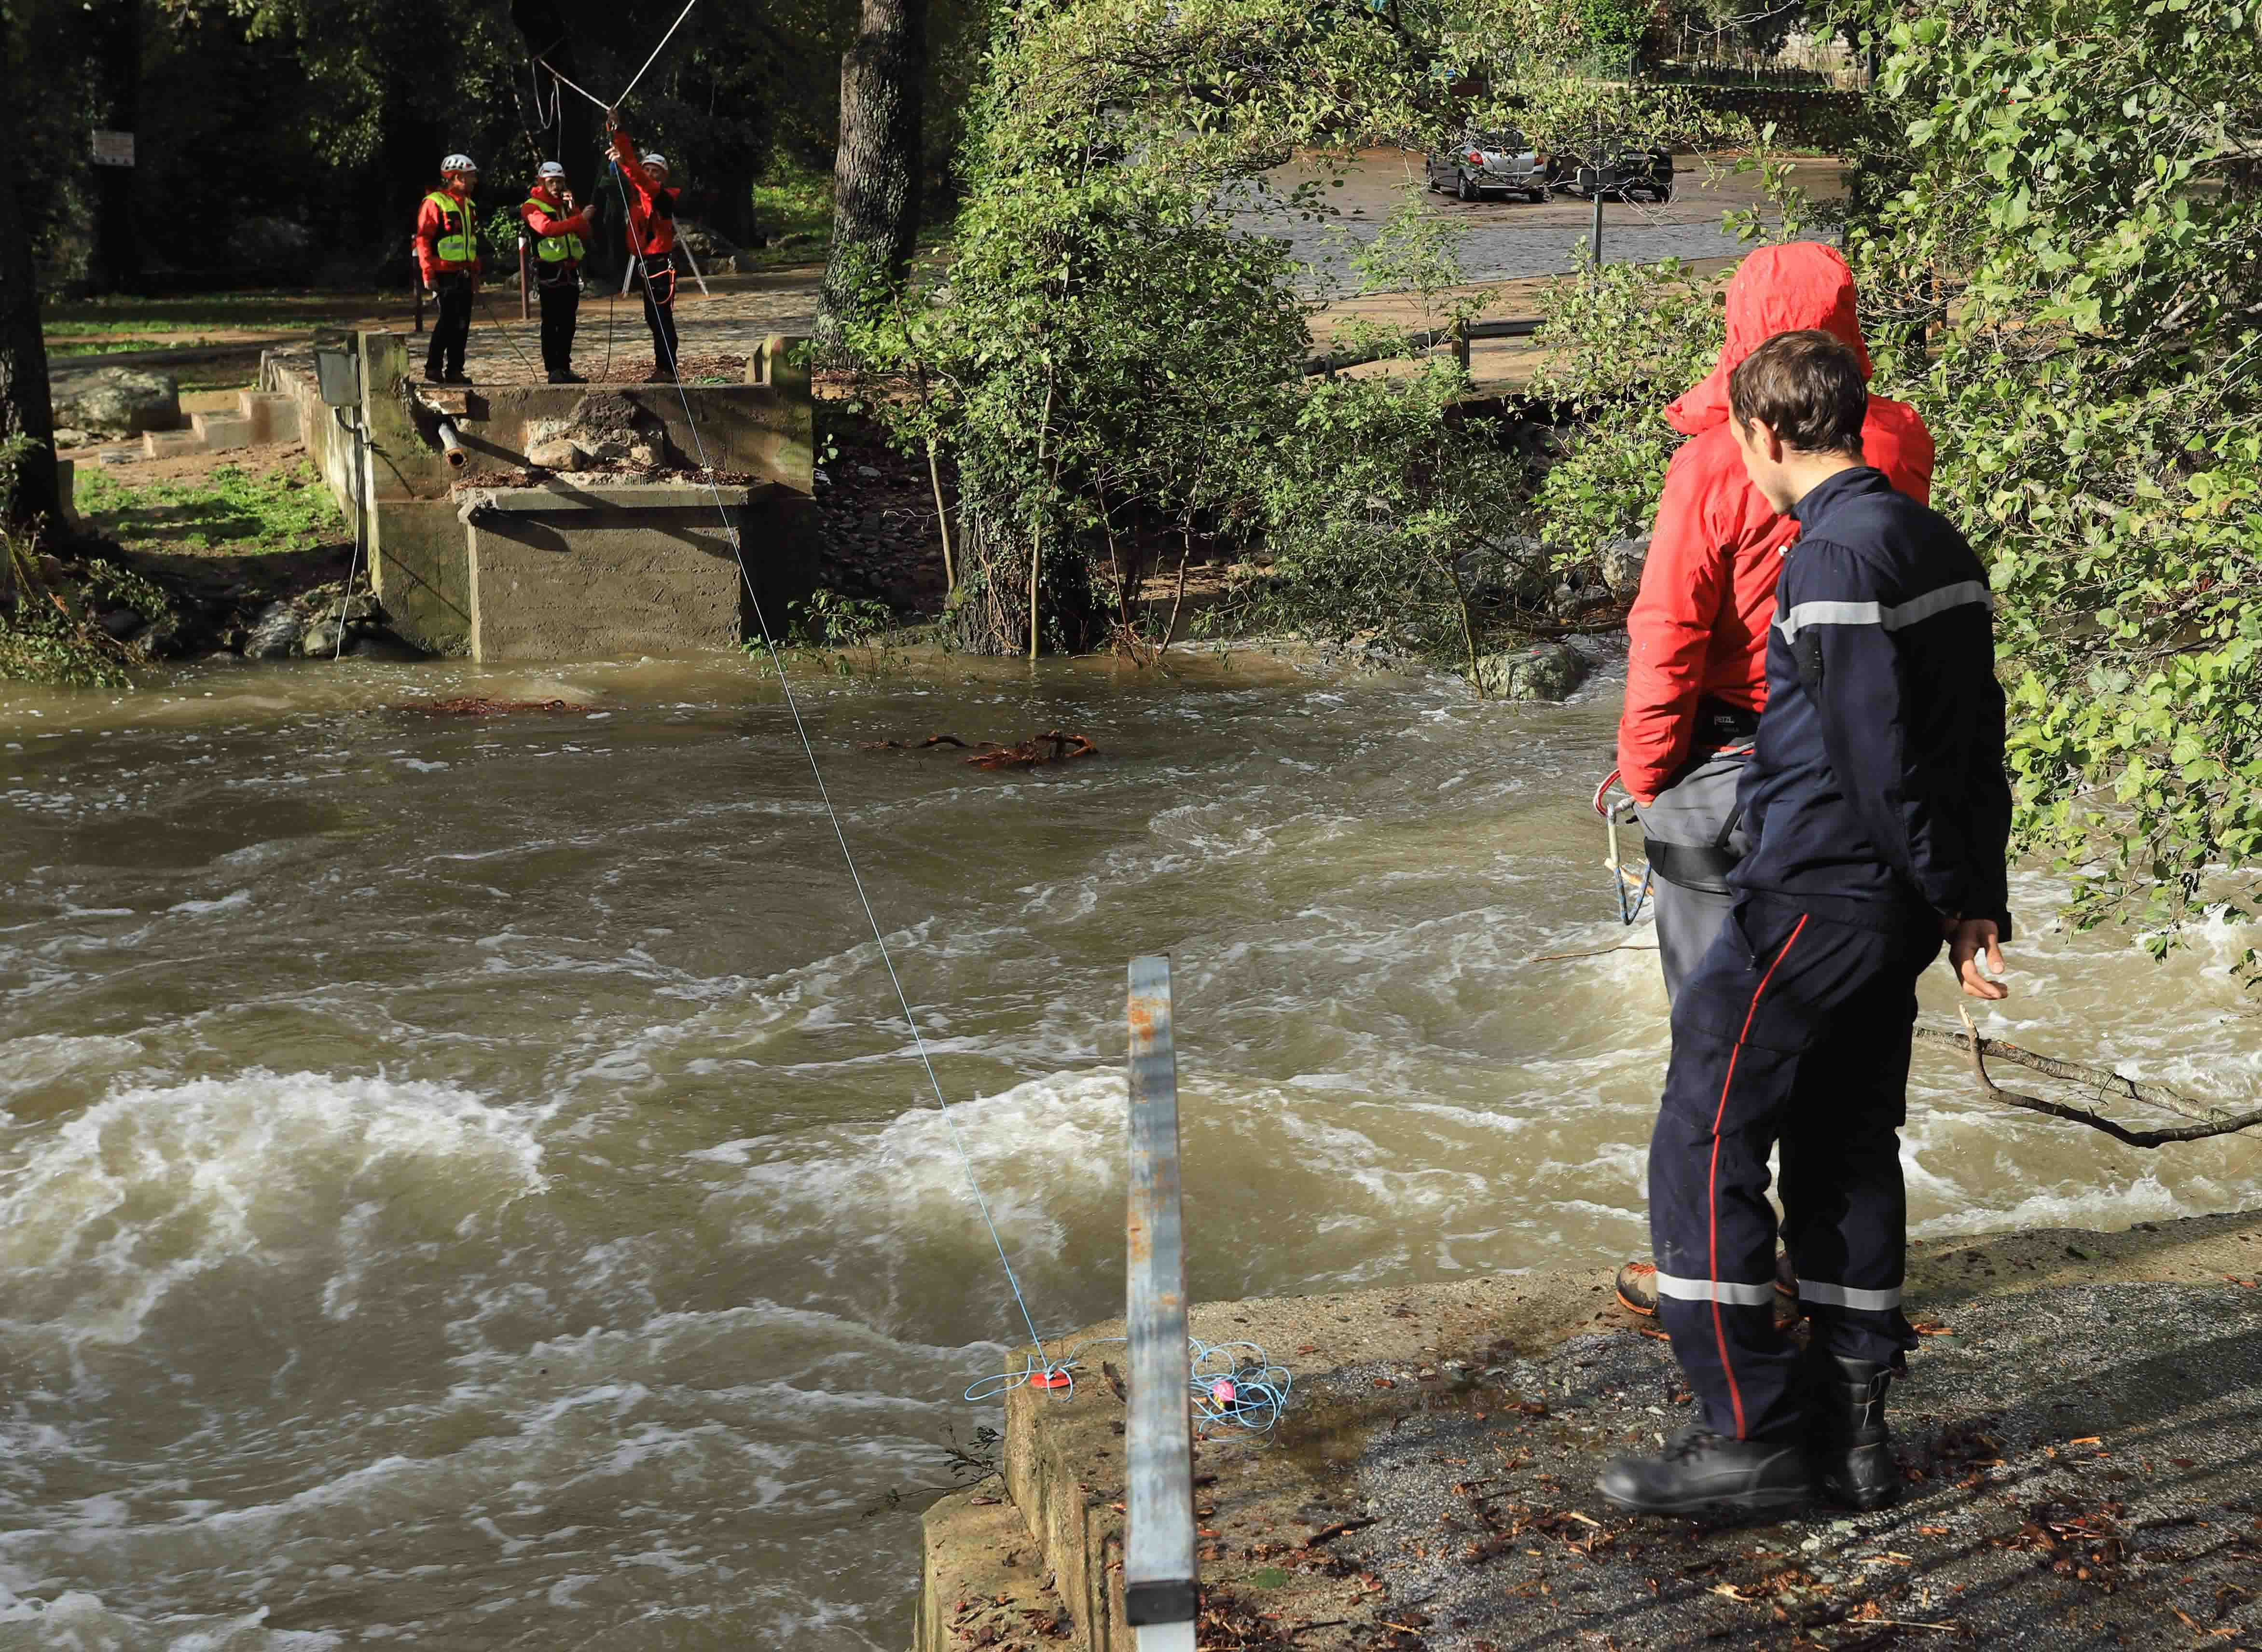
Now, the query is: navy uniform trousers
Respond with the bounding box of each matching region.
[1650,890,1938,1442]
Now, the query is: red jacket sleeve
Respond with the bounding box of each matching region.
[610,130,656,201]
[415,196,442,286]
[520,200,591,241]
[1617,442,1733,803]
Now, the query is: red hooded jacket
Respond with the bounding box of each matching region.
[608,130,678,261]
[1616,243,1935,803]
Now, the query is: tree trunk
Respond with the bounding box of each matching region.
[943,490,1110,656]
[812,0,927,359]
[87,0,142,294]
[0,153,61,537]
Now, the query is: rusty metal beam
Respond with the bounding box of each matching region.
[1124,955,1196,1650]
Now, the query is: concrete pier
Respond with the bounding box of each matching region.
[262,331,817,660]
[917,1210,2262,1651]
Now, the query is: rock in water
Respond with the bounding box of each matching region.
[300,621,344,658]
[243,602,306,661]
[51,367,182,438]
[1599,535,1651,600]
[1473,642,1590,702]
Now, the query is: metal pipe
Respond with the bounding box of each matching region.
[435,418,467,469]
[1125,955,1196,1650]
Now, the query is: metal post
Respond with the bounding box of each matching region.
[519,236,531,320]
[1125,956,1195,1652]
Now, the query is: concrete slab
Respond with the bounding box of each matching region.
[189,411,252,451]
[932,1209,2262,1652]
[141,429,202,459]
[916,1477,1086,1652]
[235,391,301,445]
[460,482,754,661]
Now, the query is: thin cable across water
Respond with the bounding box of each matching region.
[574,119,1066,1395]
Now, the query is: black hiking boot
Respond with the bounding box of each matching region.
[1597,1423,1811,1517]
[1806,1349,1901,1510]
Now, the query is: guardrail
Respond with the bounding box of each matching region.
[1306,316,1544,377]
[1124,955,1196,1652]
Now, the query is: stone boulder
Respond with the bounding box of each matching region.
[1599,534,1651,600]
[1472,640,1591,702]
[52,368,180,437]
[243,601,305,661]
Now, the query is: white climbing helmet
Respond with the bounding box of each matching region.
[641,151,670,175]
[536,161,566,180]
[442,152,479,175]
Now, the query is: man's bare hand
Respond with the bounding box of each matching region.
[1945,918,2008,1000]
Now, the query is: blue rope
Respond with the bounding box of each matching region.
[1026,1336,1294,1431]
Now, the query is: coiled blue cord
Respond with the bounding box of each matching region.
[972,1335,1292,1432]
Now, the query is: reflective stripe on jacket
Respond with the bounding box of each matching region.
[416,190,481,285]
[1616,244,1936,805]
[522,195,587,263]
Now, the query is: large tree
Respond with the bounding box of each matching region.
[0,79,60,536]
[813,0,926,357]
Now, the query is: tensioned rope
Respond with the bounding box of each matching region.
[541,49,1074,1400]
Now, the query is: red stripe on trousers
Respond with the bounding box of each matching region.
[1708,913,1807,1440]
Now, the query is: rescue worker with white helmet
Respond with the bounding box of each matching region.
[415,154,483,385]
[604,108,683,382]
[521,161,594,383]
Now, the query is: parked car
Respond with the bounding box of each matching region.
[1425,132,1549,203]
[1545,144,1674,202]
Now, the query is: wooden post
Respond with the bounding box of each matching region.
[1124,956,1195,1652]
[519,237,530,321]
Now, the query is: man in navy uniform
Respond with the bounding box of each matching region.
[1598,329,2014,1517]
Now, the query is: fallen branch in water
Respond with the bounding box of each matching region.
[1923,1006,2262,1148]
[403,697,580,716]
[858,733,968,751]
[967,730,1098,769]
[863,730,1099,768]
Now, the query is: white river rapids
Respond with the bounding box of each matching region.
[0,650,2256,1647]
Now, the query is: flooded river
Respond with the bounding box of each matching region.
[1,652,2257,1648]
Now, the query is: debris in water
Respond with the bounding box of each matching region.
[860,730,1099,768]
[400,697,585,716]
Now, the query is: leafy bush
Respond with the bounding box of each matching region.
[1834,0,2262,960]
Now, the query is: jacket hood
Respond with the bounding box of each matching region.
[1663,243,1874,437]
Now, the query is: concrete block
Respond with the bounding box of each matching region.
[236,391,302,445]
[462,483,753,662]
[141,429,203,459]
[190,412,253,452]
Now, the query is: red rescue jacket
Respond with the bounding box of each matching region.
[608,130,678,260]
[520,188,592,262]
[1616,243,1936,804]
[414,186,483,287]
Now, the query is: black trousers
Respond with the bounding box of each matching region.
[537,274,580,377]
[639,264,678,370]
[424,275,472,378]
[1648,892,1938,1442]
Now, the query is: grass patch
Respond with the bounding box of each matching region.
[74,461,346,559]
[744,157,836,268]
[42,291,403,358]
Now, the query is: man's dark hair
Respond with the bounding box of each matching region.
[1728,330,1868,456]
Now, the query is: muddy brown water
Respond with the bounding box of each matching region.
[0,651,2255,1647]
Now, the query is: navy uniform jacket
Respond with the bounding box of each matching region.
[1730,466,2014,936]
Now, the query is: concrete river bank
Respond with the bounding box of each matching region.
[0,650,2256,1647]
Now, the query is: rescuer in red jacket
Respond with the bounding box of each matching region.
[1609,245,1935,1325]
[1621,244,1934,998]
[605,108,682,382]
[415,154,484,385]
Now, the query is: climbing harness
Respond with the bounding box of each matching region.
[1592,770,1655,926]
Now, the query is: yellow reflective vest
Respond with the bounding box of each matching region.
[423,191,477,264]
[523,196,585,263]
